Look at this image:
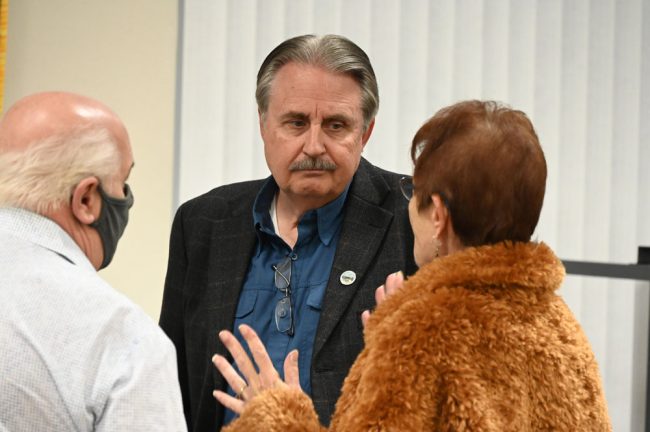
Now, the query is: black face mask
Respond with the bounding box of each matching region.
[90,183,134,269]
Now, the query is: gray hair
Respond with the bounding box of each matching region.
[256,34,379,131]
[0,127,120,214]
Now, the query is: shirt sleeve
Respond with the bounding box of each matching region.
[94,322,187,432]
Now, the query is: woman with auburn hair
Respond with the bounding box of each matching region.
[212,100,611,431]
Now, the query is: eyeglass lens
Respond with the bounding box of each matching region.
[273,257,294,335]
[399,176,413,201]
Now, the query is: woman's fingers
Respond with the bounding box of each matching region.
[212,353,249,413]
[283,350,301,390]
[384,271,404,297]
[213,389,245,414]
[361,310,371,327]
[363,271,406,328]
[212,354,245,393]
[218,330,260,389]
[239,324,280,387]
[375,284,386,305]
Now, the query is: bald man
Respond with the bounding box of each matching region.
[0,92,186,431]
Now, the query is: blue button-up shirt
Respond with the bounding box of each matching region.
[224,178,348,423]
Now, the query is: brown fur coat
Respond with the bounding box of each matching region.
[224,242,611,431]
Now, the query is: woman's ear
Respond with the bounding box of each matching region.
[70,177,102,225]
[431,194,449,239]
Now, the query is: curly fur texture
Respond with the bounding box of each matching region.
[224,242,611,431]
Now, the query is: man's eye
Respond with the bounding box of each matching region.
[289,120,306,128]
[329,122,344,130]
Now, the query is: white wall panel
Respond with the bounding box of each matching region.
[367,0,401,169]
[177,0,228,200]
[533,0,562,248]
[482,0,509,101]
[177,1,650,429]
[556,0,590,321]
[396,0,431,168]
[427,0,456,109]
[285,0,315,37]
[508,0,536,114]
[578,0,615,411]
[453,1,484,100]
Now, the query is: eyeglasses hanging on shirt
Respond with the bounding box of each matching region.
[272,256,294,336]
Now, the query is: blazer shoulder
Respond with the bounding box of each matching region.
[352,158,409,208]
[176,179,265,220]
[363,158,408,181]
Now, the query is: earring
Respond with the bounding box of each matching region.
[433,237,441,258]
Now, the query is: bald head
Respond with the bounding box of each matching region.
[0,92,130,157]
[0,92,133,214]
[0,92,135,269]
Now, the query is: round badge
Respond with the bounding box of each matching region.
[340,270,356,286]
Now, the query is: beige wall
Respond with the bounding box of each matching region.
[5,0,178,320]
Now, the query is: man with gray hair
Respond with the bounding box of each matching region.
[160,34,417,431]
[0,92,186,431]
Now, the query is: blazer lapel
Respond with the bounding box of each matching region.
[207,212,257,335]
[206,195,258,390]
[313,159,394,358]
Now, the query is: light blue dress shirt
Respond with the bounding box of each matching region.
[0,208,186,431]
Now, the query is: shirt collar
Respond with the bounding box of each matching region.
[0,207,95,272]
[252,177,350,247]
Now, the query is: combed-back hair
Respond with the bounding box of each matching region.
[256,34,379,131]
[0,127,120,214]
[411,100,547,246]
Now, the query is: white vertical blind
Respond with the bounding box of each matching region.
[177,1,650,429]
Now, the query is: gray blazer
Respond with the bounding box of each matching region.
[160,158,417,431]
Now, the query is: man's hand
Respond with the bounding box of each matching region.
[212,324,301,415]
[361,271,405,327]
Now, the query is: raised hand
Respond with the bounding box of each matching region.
[212,324,301,415]
[361,270,404,327]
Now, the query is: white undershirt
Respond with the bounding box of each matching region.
[269,193,280,234]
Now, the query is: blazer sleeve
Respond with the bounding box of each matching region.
[159,204,192,428]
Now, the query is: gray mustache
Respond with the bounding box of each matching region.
[289,158,337,171]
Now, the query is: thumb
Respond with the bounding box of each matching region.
[361,310,371,328]
[284,350,301,390]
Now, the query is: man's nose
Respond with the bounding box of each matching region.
[302,126,326,156]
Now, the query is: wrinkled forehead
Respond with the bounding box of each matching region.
[265,63,364,121]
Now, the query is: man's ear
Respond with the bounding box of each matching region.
[431,194,449,239]
[361,118,375,148]
[70,177,102,225]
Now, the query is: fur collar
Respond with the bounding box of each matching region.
[409,241,565,295]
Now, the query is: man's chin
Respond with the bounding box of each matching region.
[284,182,339,202]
